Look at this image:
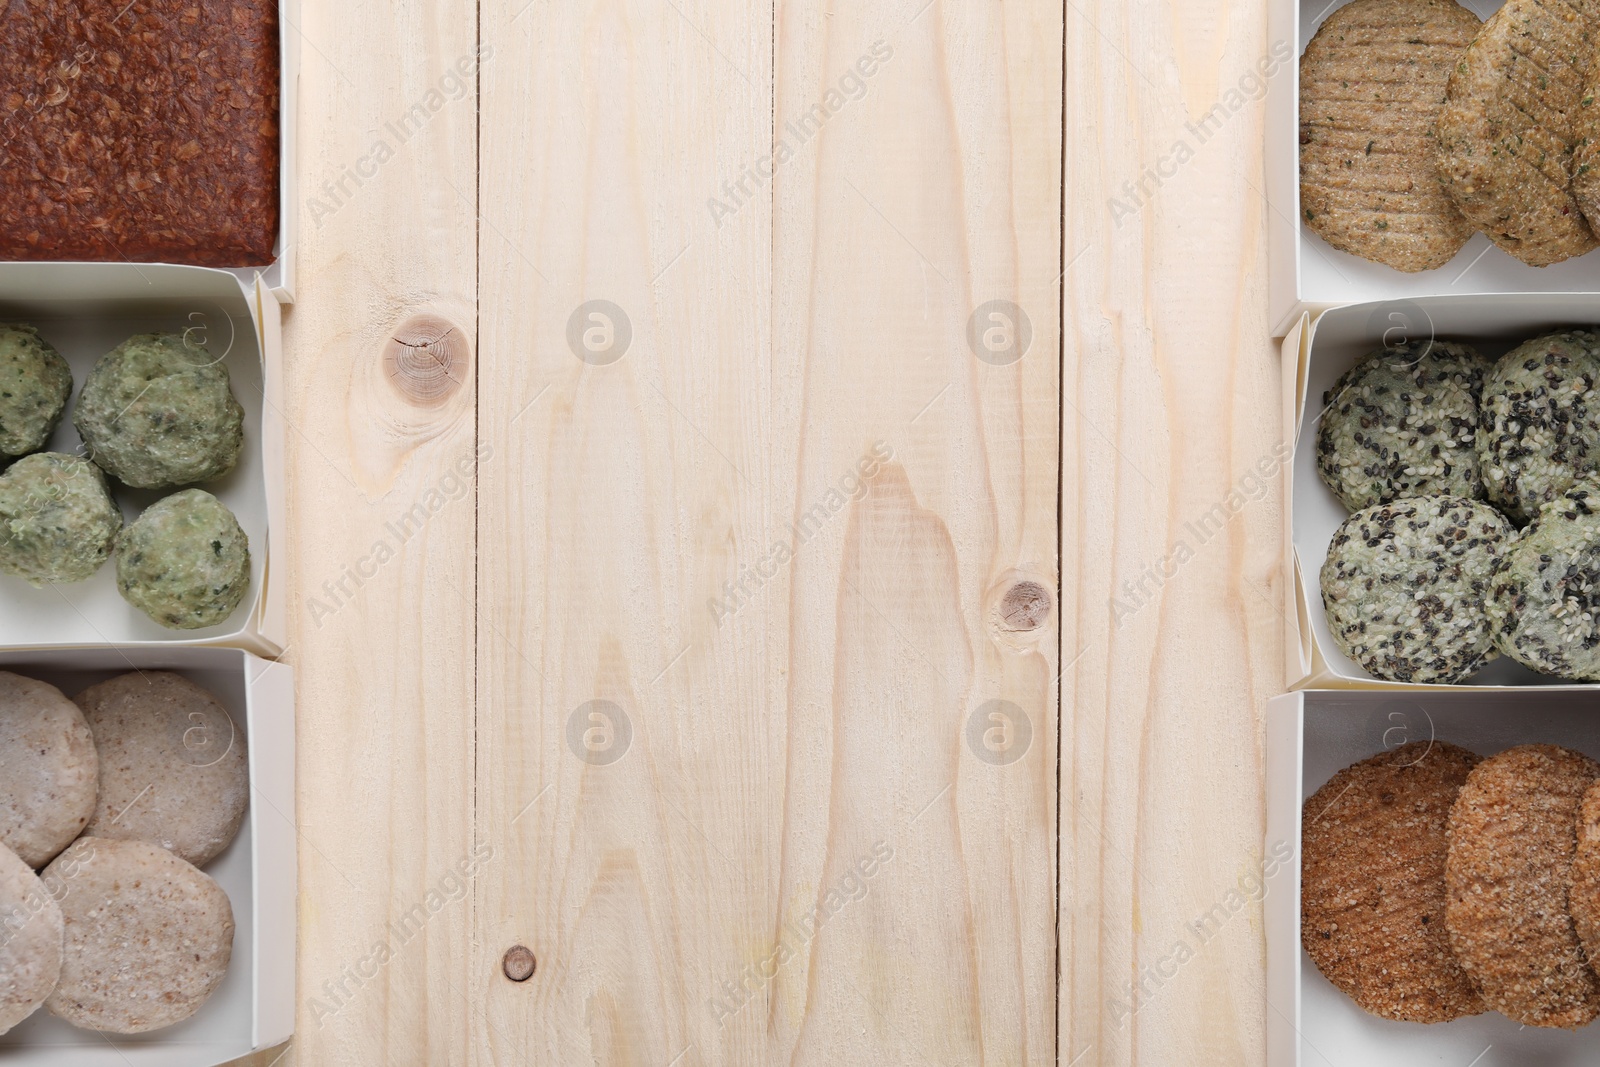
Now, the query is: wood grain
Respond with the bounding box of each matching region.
[279,0,1063,1062]
[1062,2,1283,1066]
[281,1,479,1064]
[769,2,1061,1064]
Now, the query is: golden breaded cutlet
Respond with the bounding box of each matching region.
[1446,744,1600,1029]
[1571,780,1600,972]
[1301,741,1486,1023]
[1435,0,1600,266]
[1300,0,1481,271]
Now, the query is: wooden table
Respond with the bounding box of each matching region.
[258,1,1280,1064]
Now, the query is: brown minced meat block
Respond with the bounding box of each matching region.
[1435,0,1600,266]
[0,0,279,266]
[1446,744,1600,1028]
[1302,741,1487,1023]
[1299,0,1481,271]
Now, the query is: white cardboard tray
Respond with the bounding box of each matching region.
[0,265,287,657]
[0,646,294,1066]
[1268,0,1600,337]
[1266,689,1600,1066]
[1283,293,1600,689]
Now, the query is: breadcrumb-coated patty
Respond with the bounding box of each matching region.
[1446,744,1600,1029]
[1300,0,1481,271]
[1571,780,1600,975]
[1321,495,1512,683]
[1302,741,1486,1023]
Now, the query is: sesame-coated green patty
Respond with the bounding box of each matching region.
[1479,330,1600,523]
[1488,481,1600,680]
[1321,495,1513,683]
[1317,339,1490,511]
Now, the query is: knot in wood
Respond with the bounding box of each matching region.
[999,581,1051,631]
[384,314,467,405]
[502,945,536,982]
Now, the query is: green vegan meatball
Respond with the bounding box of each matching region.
[74,333,243,489]
[0,325,72,462]
[116,490,249,630]
[0,453,121,585]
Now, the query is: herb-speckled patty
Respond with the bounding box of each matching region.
[1488,482,1600,679]
[1321,495,1513,683]
[1299,0,1481,271]
[0,453,121,585]
[74,333,243,490]
[116,490,249,630]
[1479,330,1600,523]
[1317,339,1490,511]
[0,325,71,463]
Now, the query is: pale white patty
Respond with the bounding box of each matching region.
[44,838,233,1034]
[0,671,98,868]
[77,672,248,867]
[0,839,62,1035]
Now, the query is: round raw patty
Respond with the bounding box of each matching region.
[1479,330,1600,523]
[77,671,248,867]
[0,839,62,1035]
[1446,744,1600,1028]
[1316,339,1491,510]
[1487,482,1600,680]
[1320,495,1512,683]
[0,671,98,868]
[1300,0,1481,271]
[1435,0,1600,266]
[44,837,233,1034]
[1302,740,1485,1022]
[1572,780,1600,974]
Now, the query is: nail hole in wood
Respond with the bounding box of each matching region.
[502,945,536,982]
[383,313,468,405]
[999,581,1051,631]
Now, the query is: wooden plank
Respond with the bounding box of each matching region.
[473,1,1058,1065]
[471,0,778,1063]
[1061,2,1283,1065]
[768,3,1060,1063]
[281,0,480,1062]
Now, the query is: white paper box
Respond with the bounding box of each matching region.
[1284,293,1600,689]
[1267,0,1600,337]
[0,646,294,1066]
[0,265,287,657]
[1266,689,1600,1066]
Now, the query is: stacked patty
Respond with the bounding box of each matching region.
[1306,741,1600,1029]
[1317,330,1600,683]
